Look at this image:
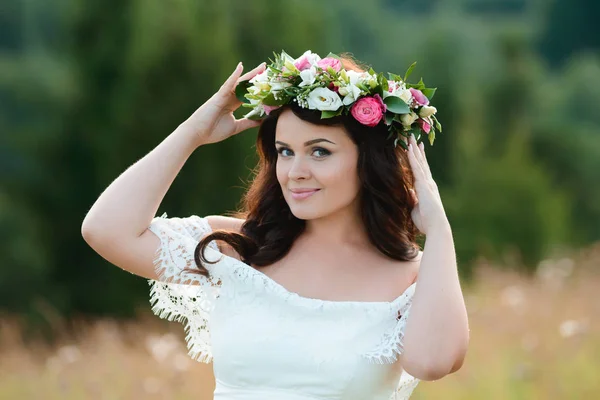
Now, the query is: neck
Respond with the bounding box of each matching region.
[302,201,370,247]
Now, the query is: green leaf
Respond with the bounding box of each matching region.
[321,109,341,119]
[432,115,442,132]
[235,80,252,104]
[398,138,409,150]
[388,72,403,82]
[325,52,341,60]
[403,62,417,82]
[261,93,285,106]
[385,112,395,125]
[422,87,437,100]
[383,96,410,114]
[406,127,418,137]
[378,72,388,91]
[428,130,436,146]
[327,66,338,76]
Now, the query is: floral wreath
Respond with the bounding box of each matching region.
[235,50,442,149]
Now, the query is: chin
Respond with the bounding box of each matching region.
[288,205,322,220]
[291,211,321,220]
[286,199,329,220]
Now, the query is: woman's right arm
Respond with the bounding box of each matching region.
[81,61,266,280]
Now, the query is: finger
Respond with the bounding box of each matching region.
[409,134,425,174]
[220,62,244,94]
[418,141,433,180]
[238,62,267,83]
[410,133,425,165]
[407,140,426,183]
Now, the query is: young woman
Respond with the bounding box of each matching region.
[82,51,469,400]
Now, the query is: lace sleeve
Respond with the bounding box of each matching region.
[146,212,225,363]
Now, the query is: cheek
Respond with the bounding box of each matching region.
[276,159,288,186]
[319,158,359,193]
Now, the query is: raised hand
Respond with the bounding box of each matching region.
[406,134,449,235]
[183,62,267,146]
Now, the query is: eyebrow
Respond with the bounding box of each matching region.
[275,138,336,147]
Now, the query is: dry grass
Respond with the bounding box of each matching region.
[1,244,599,399]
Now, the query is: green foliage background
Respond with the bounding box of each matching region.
[1,0,599,320]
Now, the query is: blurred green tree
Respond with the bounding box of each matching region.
[0,0,597,320]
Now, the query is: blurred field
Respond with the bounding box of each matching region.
[1,244,599,400]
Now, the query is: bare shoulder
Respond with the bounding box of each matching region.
[205,215,245,233]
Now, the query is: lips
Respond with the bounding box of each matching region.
[289,188,320,200]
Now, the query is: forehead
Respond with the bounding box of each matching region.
[275,109,349,144]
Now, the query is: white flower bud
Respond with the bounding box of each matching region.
[400,112,419,126]
[419,105,437,118]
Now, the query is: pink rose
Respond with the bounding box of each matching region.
[350,94,387,127]
[409,88,429,106]
[317,57,342,73]
[418,118,432,133]
[263,105,281,115]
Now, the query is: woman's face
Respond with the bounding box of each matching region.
[275,109,361,220]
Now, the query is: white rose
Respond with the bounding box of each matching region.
[400,112,419,126]
[306,87,343,111]
[299,66,317,87]
[419,105,437,118]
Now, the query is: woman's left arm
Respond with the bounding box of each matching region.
[400,134,470,381]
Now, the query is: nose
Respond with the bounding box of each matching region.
[288,156,311,181]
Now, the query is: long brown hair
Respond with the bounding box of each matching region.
[194,55,421,276]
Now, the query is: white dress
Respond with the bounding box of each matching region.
[147,213,420,400]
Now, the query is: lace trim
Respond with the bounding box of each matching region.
[389,371,420,400]
[362,295,414,364]
[147,212,224,363]
[221,251,417,310]
[217,252,418,364]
